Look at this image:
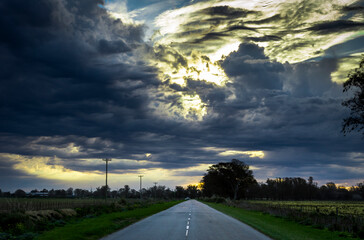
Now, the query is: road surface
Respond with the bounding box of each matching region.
[101,199,271,240]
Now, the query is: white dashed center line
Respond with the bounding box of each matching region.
[186,207,192,238]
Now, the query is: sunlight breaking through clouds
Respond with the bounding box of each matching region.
[139,0,364,121]
[202,147,265,159]
[154,0,362,63]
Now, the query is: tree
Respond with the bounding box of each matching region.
[342,56,364,135]
[124,185,130,198]
[14,189,26,197]
[201,159,256,200]
[186,185,199,198]
[175,186,186,198]
[66,187,73,197]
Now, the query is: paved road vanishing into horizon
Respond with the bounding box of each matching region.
[101,199,272,240]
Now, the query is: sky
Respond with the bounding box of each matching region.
[0,0,364,192]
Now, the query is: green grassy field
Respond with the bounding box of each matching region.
[35,200,181,240]
[246,200,364,216]
[205,202,361,240]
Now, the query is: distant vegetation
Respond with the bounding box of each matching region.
[0,184,199,201]
[200,159,364,201]
[1,160,363,204]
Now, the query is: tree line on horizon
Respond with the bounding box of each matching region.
[0,184,200,199]
[1,159,363,201]
[201,159,364,201]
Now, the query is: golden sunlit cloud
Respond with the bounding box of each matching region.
[202,147,265,160]
[148,87,208,121]
[155,0,361,63]
[218,150,265,159]
[331,53,364,83]
[8,154,100,182]
[180,94,207,120]
[105,1,139,25]
[136,0,363,121]
[28,137,82,156]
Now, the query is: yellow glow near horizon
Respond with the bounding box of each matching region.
[9,154,100,181]
[4,153,212,188]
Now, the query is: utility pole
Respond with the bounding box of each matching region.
[138,175,143,199]
[154,182,158,199]
[103,158,112,200]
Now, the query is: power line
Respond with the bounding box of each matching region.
[103,158,112,199]
[138,175,143,199]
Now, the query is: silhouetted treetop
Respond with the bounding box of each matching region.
[342,56,364,135]
[201,159,256,200]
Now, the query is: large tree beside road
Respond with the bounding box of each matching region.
[201,159,256,200]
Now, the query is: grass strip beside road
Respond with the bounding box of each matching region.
[205,202,359,240]
[36,201,181,240]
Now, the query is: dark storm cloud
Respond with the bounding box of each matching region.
[342,1,364,12]
[198,42,362,156]
[342,5,364,11]
[0,0,166,188]
[221,43,284,90]
[98,39,131,54]
[246,35,282,42]
[1,0,364,190]
[198,5,256,18]
[308,20,364,34]
[225,24,257,33]
[0,0,158,139]
[190,32,229,44]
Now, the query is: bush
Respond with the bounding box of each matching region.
[357,229,364,239]
[17,232,38,240]
[0,213,31,232]
[0,233,12,240]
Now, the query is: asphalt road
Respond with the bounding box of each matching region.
[101,199,272,240]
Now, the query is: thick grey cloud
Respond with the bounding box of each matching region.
[309,20,364,34]
[221,43,284,90]
[0,0,157,138]
[0,0,363,191]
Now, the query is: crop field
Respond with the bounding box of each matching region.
[226,200,364,234]
[0,198,118,212]
[246,200,364,216]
